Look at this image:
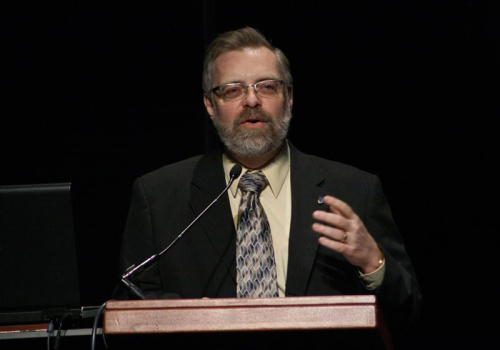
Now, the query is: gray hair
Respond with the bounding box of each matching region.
[202,27,292,94]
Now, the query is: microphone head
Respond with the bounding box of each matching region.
[230,164,242,179]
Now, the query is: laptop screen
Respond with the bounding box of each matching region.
[0,183,81,324]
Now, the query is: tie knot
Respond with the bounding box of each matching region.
[238,171,267,193]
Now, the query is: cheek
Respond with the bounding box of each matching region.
[215,103,238,121]
[266,102,288,119]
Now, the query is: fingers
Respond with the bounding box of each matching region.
[311,195,382,271]
[312,209,348,230]
[311,220,347,243]
[311,195,357,245]
[312,196,357,233]
[321,195,356,219]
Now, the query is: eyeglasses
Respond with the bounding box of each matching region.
[210,79,289,101]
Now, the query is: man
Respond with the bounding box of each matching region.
[114,27,422,341]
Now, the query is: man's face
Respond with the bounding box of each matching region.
[204,47,293,158]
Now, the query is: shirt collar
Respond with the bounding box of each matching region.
[223,142,290,198]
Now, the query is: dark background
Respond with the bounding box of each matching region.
[1,1,498,349]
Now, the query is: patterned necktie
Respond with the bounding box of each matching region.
[236,171,278,298]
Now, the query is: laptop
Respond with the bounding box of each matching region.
[0,183,83,325]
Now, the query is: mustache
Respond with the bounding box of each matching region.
[235,109,272,124]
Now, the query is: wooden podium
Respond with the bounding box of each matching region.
[104,295,393,349]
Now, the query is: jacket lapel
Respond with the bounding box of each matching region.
[188,149,237,285]
[285,143,326,296]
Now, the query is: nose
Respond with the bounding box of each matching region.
[243,85,261,107]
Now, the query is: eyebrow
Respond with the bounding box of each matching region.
[219,76,281,86]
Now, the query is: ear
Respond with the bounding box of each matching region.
[203,94,215,120]
[287,86,294,111]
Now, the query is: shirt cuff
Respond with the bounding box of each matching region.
[358,259,385,290]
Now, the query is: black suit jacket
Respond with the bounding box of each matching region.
[115,141,422,336]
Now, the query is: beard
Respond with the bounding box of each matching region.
[212,103,292,158]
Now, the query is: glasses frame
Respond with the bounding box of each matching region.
[210,79,289,101]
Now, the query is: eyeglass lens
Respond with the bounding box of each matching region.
[220,80,283,100]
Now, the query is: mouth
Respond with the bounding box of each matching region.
[240,117,266,129]
[242,117,264,124]
[236,109,271,130]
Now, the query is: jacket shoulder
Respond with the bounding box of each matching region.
[139,155,203,184]
[293,147,376,181]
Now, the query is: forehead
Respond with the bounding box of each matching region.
[213,47,280,84]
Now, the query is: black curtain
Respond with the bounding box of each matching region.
[1,2,497,349]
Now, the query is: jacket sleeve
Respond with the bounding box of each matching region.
[365,175,423,336]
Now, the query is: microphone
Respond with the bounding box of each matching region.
[121,163,243,299]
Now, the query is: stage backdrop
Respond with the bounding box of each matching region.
[1,2,497,349]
